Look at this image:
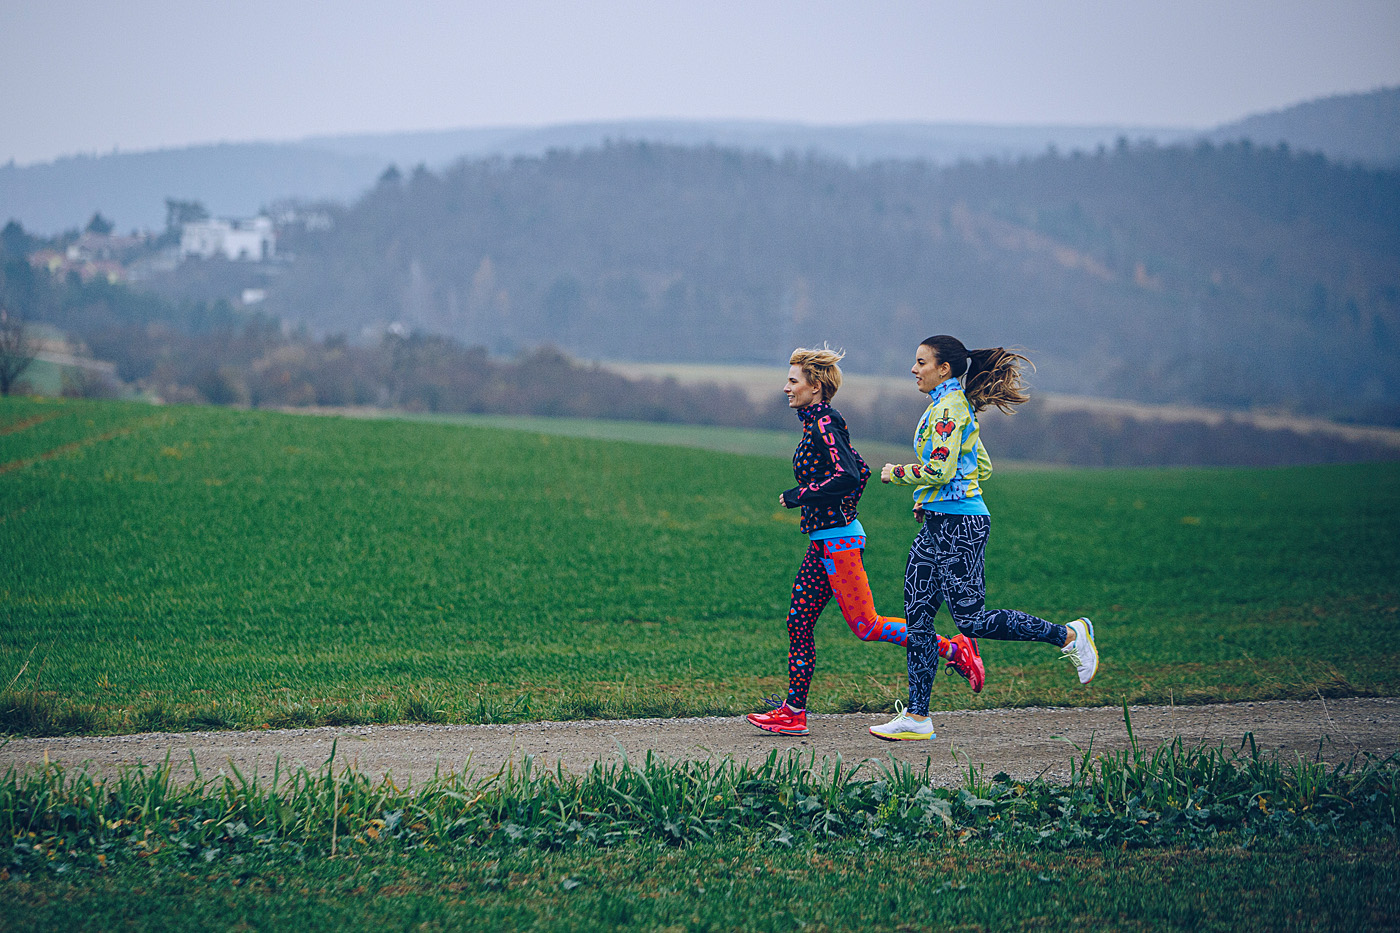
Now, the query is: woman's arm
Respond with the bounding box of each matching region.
[879,398,970,489]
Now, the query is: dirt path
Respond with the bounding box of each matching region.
[3,698,1396,788]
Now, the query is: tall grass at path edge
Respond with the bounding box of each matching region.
[2,710,1397,930]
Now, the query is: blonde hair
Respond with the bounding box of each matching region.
[789,346,844,401]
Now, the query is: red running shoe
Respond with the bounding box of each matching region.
[746,705,809,736]
[946,634,985,693]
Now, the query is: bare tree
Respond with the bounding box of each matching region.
[0,306,37,395]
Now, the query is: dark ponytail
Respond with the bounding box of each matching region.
[920,335,1033,414]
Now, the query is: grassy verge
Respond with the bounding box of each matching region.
[2,715,1397,930]
[4,709,1397,865]
[4,837,1395,932]
[3,396,1399,736]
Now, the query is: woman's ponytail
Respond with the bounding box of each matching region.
[921,335,1033,414]
[966,347,1033,413]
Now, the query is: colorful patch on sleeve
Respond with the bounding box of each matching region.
[934,409,955,439]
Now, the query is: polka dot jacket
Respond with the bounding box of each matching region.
[781,401,870,534]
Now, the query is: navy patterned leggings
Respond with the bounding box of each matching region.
[905,513,1068,715]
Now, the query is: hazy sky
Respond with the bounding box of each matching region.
[2,0,1397,166]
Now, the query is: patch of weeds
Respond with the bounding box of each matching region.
[365,699,402,723]
[822,676,903,715]
[0,692,100,736]
[319,708,359,727]
[131,701,179,733]
[465,690,505,724]
[555,695,610,720]
[689,698,742,718]
[264,704,320,730]
[617,694,688,719]
[184,704,238,731]
[403,691,449,724]
[828,695,892,714]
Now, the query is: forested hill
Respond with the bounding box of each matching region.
[268,141,1400,421]
[1205,86,1400,167]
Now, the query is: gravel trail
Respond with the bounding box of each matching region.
[3,697,1395,787]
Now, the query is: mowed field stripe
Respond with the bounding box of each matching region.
[0,411,64,436]
[0,413,172,475]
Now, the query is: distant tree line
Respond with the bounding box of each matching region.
[2,179,1395,465]
[0,305,36,395]
[0,238,766,423]
[1,278,1390,466]
[263,139,1400,425]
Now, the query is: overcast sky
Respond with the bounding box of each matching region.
[2,0,1397,166]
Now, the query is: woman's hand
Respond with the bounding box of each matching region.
[778,492,788,508]
[880,463,896,483]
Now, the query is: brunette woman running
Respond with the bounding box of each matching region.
[870,335,1099,741]
[747,347,982,737]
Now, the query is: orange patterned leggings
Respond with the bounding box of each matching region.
[784,537,909,709]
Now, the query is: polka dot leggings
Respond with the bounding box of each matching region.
[784,539,909,709]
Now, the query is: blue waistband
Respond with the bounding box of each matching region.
[809,518,865,541]
[919,496,989,516]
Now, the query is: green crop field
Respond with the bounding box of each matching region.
[4,395,1399,929]
[2,395,1399,735]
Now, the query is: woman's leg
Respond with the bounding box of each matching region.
[931,515,1069,646]
[784,541,833,710]
[902,523,945,716]
[821,539,908,646]
[873,522,988,739]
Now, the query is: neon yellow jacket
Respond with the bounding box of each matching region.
[886,378,991,515]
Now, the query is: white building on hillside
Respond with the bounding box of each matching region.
[180,216,275,261]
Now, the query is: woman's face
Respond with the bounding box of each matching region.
[912,344,952,394]
[785,365,823,409]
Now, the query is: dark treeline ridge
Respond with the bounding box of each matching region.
[0,264,755,423]
[0,253,760,422]
[264,139,1400,425]
[1,263,1392,466]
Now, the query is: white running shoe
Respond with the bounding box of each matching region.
[869,706,936,742]
[1061,617,1099,684]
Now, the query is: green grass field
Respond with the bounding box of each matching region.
[2,395,1398,734]
[5,836,1392,932]
[4,395,1399,929]
[372,409,921,464]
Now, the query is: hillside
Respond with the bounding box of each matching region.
[1204,86,1400,167]
[264,140,1400,420]
[0,143,386,237]
[1,122,1187,234]
[4,86,1394,235]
